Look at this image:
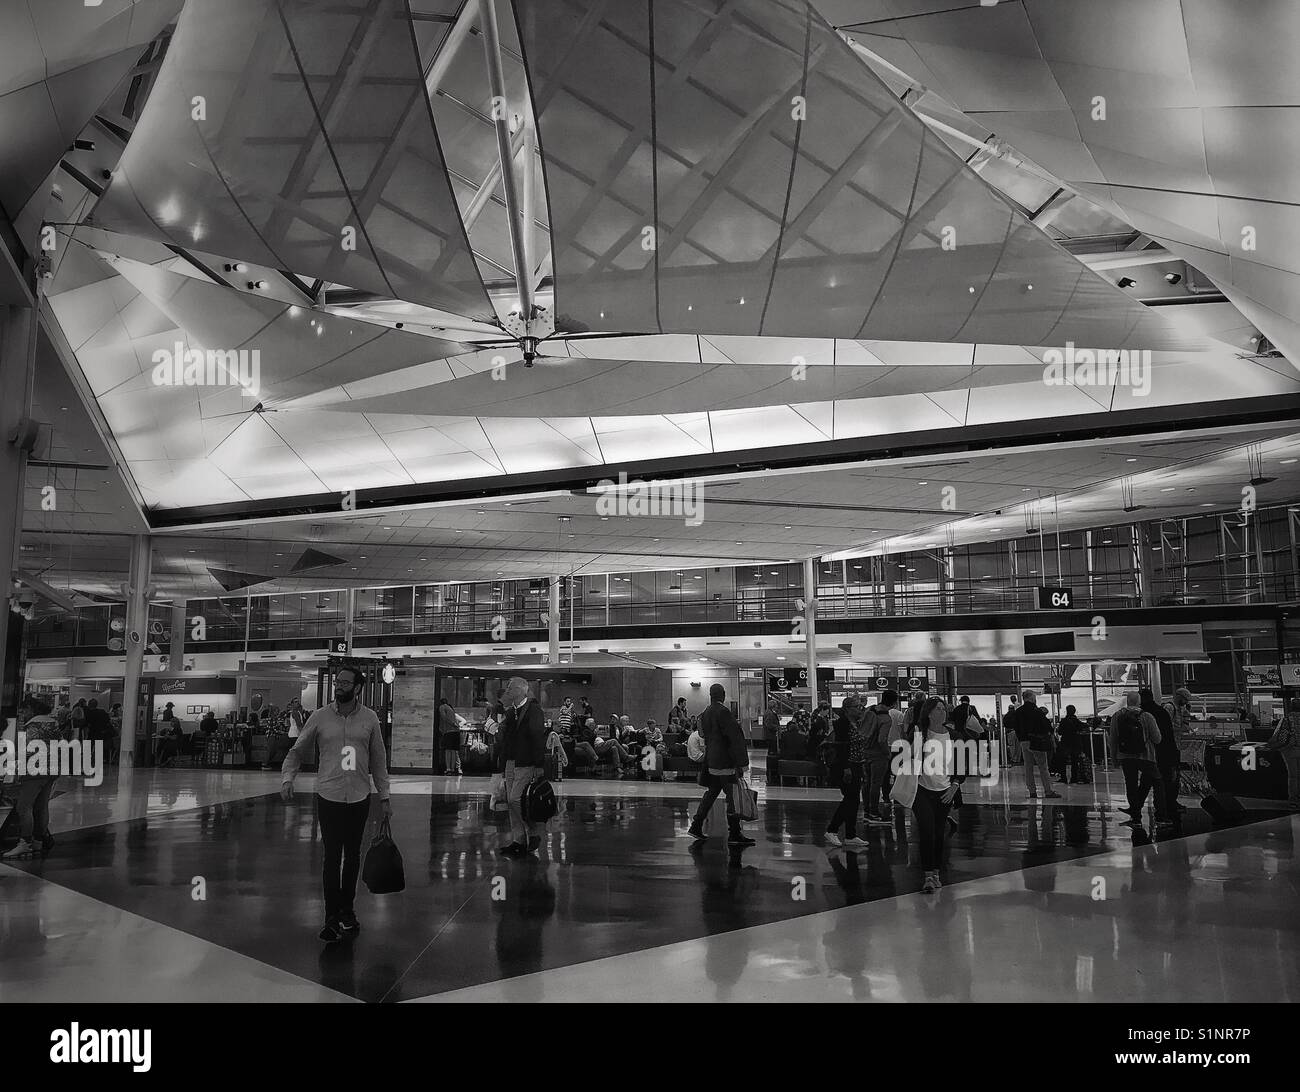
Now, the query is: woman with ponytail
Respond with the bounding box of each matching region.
[890,696,959,892]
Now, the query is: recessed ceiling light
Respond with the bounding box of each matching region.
[918,480,928,486]
[776,655,785,661]
[1160,487,1175,492]
[1282,459,1298,465]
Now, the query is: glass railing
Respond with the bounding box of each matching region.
[24,566,1300,651]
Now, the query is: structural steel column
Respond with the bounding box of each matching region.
[0,304,37,714]
[547,577,560,663]
[120,535,151,764]
[803,558,818,705]
[169,601,187,670]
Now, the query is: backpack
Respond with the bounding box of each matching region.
[1116,709,1146,755]
[520,777,558,823]
[1008,706,1029,742]
[861,706,890,748]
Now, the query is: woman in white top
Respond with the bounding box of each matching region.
[890,696,959,893]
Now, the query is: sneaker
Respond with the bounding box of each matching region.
[842,836,868,849]
[824,831,843,847]
[318,919,343,944]
[685,825,705,841]
[337,911,360,934]
[1,839,34,860]
[946,814,958,830]
[727,832,756,847]
[921,872,940,893]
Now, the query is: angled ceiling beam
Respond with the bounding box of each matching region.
[479,0,533,318]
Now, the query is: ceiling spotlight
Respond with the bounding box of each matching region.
[1117,277,1137,289]
[1164,271,1182,285]
[1024,283,1033,291]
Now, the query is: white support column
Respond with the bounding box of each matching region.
[120,535,151,764]
[803,558,818,705]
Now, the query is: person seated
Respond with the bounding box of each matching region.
[586,719,631,776]
[571,718,600,768]
[155,716,182,767]
[643,719,665,750]
[617,714,638,743]
[778,724,808,760]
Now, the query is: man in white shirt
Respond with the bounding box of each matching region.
[282,665,391,943]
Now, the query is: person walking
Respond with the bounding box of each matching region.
[890,696,959,893]
[824,696,868,848]
[1057,704,1088,784]
[1108,692,1161,829]
[861,692,897,825]
[1,697,65,860]
[498,677,547,857]
[1140,690,1178,830]
[686,684,755,847]
[435,696,461,774]
[1161,688,1193,816]
[1263,697,1300,807]
[281,665,391,943]
[1015,691,1060,800]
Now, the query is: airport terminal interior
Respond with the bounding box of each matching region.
[2,0,1299,1009]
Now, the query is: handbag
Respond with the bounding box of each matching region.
[729,775,757,822]
[361,816,405,894]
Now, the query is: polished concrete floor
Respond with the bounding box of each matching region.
[1,766,1297,1002]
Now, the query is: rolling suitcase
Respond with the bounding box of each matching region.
[1201,791,1247,826]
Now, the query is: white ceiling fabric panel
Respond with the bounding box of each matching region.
[839,0,1300,366]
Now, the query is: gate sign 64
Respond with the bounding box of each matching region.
[1036,586,1074,610]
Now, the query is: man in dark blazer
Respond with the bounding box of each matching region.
[686,684,755,846]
